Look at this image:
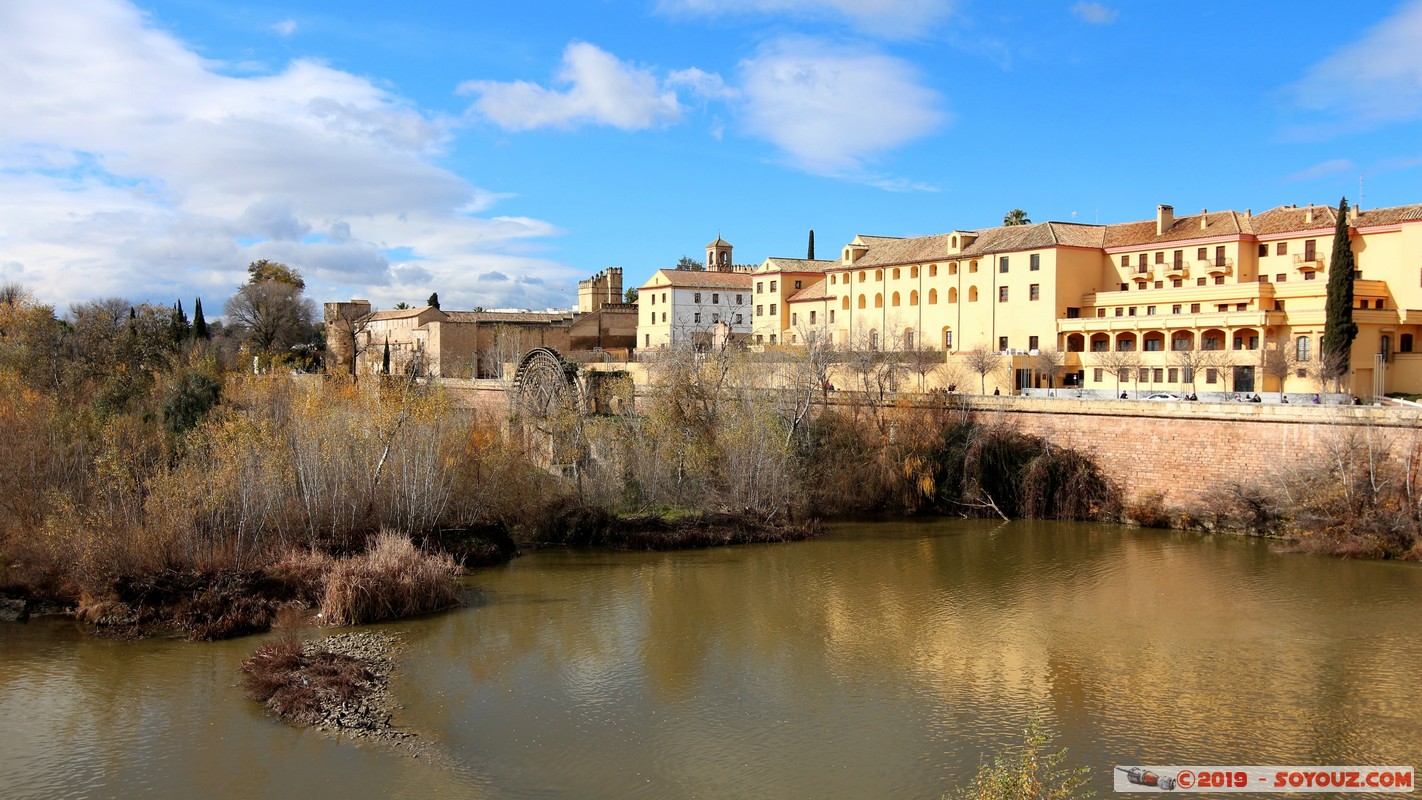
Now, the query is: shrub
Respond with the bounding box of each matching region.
[948,719,1094,800]
[241,637,373,725]
[1124,491,1174,529]
[319,531,461,626]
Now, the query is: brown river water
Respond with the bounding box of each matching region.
[3,519,1420,799]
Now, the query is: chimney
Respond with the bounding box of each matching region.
[1156,204,1174,235]
[1305,204,1314,224]
[1350,204,1361,223]
[1200,210,1209,230]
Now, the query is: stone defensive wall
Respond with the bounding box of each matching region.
[951,396,1422,507]
[435,372,1422,508]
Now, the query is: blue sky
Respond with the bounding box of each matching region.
[2,0,1420,314]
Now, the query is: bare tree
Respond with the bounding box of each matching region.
[962,346,1005,394]
[1092,349,1139,398]
[1030,348,1065,395]
[1173,345,1228,398]
[1261,336,1301,401]
[225,281,315,356]
[903,339,946,391]
[326,302,376,383]
[775,321,838,445]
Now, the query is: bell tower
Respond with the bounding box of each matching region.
[706,236,733,272]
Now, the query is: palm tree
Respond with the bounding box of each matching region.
[393,301,411,310]
[1003,209,1031,226]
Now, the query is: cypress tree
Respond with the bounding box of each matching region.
[382,336,391,374]
[428,292,440,310]
[171,299,190,341]
[807,229,815,260]
[1321,197,1358,385]
[192,298,209,339]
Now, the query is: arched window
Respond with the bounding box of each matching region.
[859,271,866,281]
[1296,336,1310,362]
[892,268,901,280]
[968,286,978,302]
[929,288,938,304]
[874,293,883,308]
[870,330,879,350]
[858,294,866,309]
[910,290,919,306]
[875,269,883,281]
[842,296,850,310]
[952,236,958,248]
[948,262,958,275]
[946,287,955,303]
[943,329,953,349]
[911,266,919,278]
[891,292,901,307]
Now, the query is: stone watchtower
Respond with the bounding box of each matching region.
[577,267,624,313]
[707,237,734,272]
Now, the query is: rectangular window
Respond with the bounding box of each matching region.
[999,256,1009,273]
[1115,307,1124,317]
[829,310,835,323]
[1215,246,1226,264]
[661,312,666,322]
[1172,304,1182,314]
[712,313,719,323]
[651,294,656,305]
[1030,284,1040,300]
[1128,307,1137,316]
[1219,304,1230,312]
[1146,305,1156,315]
[1214,276,1225,285]
[1144,339,1162,352]
[1138,254,1147,268]
[1236,302,1247,311]
[791,313,797,325]
[694,292,701,303]
[999,286,1009,302]
[1197,277,1207,286]
[1276,242,1287,256]
[1173,250,1183,266]
[1097,308,1106,318]
[1155,252,1164,264]
[769,304,777,315]
[1153,368,1164,382]
[1205,368,1218,384]
[645,334,650,347]
[1305,272,1316,281]
[756,305,763,316]
[998,336,1009,350]
[1190,303,1200,313]
[661,293,666,303]
[693,312,701,323]
[792,280,801,290]
[735,314,743,324]
[712,293,719,304]
[1172,279,1182,287]
[1121,255,1129,268]
[809,310,816,324]
[769,280,777,291]
[1154,281,1163,289]
[1138,368,1149,382]
[1030,254,1041,271]
[1202,335,1221,350]
[1093,368,1104,382]
[756,282,763,293]
[1029,335,1040,350]
[1168,368,1178,383]
[736,294,744,304]
[944,330,953,349]
[1275,274,1287,282]
[1305,239,1317,260]
[1257,244,1267,257]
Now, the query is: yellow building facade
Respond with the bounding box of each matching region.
[769,202,1422,398]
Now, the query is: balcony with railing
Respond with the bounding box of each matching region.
[1200,256,1233,276]
[1293,252,1325,273]
[1131,265,1153,282]
[1165,259,1189,279]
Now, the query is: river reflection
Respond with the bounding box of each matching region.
[4,520,1421,798]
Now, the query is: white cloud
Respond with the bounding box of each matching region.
[271,18,297,37]
[0,0,576,312]
[461,42,683,131]
[1283,158,1355,183]
[736,37,946,176]
[1290,0,1422,127]
[656,0,954,39]
[668,68,739,102]
[1070,2,1118,24]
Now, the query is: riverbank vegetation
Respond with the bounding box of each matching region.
[947,719,1094,800]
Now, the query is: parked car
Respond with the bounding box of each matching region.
[1144,392,1181,401]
